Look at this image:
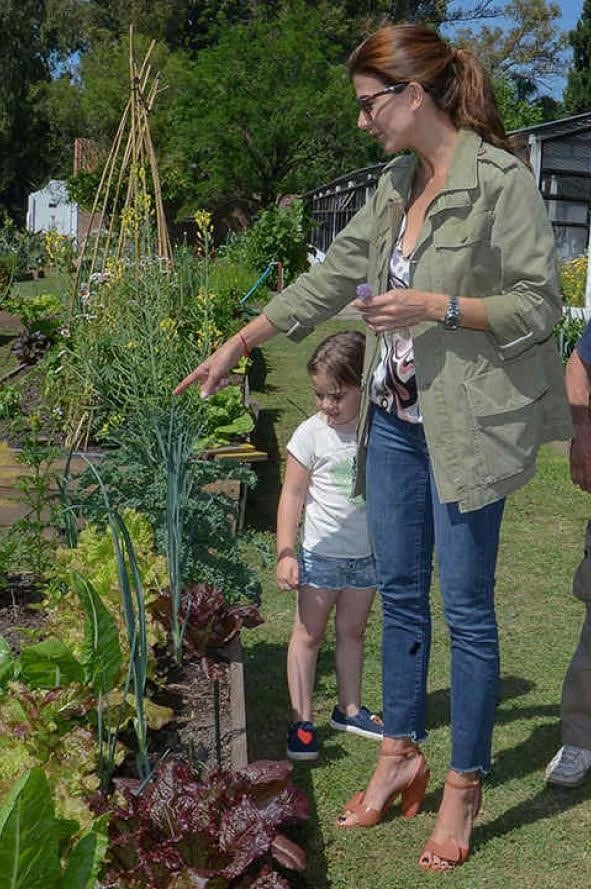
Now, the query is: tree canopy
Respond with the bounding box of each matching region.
[0,0,577,224]
[564,0,591,114]
[0,0,83,218]
[159,3,384,215]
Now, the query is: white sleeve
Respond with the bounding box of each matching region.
[286,418,316,470]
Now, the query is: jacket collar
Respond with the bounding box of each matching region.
[444,128,481,193]
[387,127,482,205]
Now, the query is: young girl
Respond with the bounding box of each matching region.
[276,330,382,761]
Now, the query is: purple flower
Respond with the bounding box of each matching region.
[356,283,373,301]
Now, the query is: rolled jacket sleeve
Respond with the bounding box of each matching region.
[263,194,374,340]
[484,164,562,360]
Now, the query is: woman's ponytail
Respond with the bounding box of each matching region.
[446,48,512,154]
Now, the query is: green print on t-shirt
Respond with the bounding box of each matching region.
[330,458,364,506]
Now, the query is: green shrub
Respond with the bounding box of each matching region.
[0,216,46,274]
[6,291,65,337]
[222,200,310,288]
[555,310,588,364]
[208,255,270,315]
[0,384,21,420]
[0,255,17,298]
[559,255,588,307]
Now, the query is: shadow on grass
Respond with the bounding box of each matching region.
[379,675,556,821]
[423,674,538,735]
[245,348,282,532]
[245,347,311,533]
[474,721,591,853]
[244,638,334,888]
[245,407,283,532]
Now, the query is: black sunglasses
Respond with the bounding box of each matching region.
[356,83,408,117]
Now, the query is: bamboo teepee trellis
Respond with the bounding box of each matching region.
[72,27,172,308]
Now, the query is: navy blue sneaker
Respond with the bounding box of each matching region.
[286,720,319,761]
[329,705,383,740]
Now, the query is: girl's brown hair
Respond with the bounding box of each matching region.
[307,330,365,388]
[347,24,513,155]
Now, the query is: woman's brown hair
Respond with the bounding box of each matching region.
[347,24,514,155]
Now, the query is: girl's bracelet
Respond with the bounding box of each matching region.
[237,332,251,358]
[277,547,296,561]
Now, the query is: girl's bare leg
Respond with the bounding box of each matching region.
[287,585,338,722]
[334,586,376,715]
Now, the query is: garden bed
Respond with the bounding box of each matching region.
[0,568,248,771]
[150,635,247,770]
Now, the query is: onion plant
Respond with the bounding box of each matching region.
[81,457,151,782]
[153,403,195,664]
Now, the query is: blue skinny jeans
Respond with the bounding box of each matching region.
[366,407,505,774]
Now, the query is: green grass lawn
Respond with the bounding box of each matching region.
[242,320,591,889]
[9,272,64,300]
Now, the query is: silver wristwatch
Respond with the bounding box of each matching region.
[443,295,461,330]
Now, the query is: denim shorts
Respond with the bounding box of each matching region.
[298,548,377,590]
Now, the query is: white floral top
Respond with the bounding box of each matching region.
[370,215,421,424]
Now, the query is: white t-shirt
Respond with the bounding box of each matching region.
[287,413,372,558]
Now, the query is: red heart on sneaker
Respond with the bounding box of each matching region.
[297,728,314,745]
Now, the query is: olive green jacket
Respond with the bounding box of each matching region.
[263,128,571,511]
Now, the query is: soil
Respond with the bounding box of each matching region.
[149,650,234,772]
[0,574,46,654]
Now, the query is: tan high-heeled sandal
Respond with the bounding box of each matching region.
[336,746,430,828]
[418,775,481,871]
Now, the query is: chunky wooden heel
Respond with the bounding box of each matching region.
[401,762,430,818]
[337,747,429,828]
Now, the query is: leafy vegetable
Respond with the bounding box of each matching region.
[70,571,123,695]
[46,509,167,668]
[149,583,263,672]
[0,634,14,691]
[102,757,309,888]
[76,449,261,604]
[0,768,108,889]
[60,815,110,889]
[0,685,113,828]
[195,385,254,450]
[18,637,84,689]
[0,768,61,889]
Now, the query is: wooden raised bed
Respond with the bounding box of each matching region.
[0,441,251,771]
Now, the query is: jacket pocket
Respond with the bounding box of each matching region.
[573,520,591,602]
[463,363,549,485]
[430,212,499,296]
[433,211,493,248]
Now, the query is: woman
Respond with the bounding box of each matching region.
[175,24,571,870]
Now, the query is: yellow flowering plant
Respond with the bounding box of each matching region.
[560,255,588,307]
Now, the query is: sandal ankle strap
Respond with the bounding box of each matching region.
[379,744,422,760]
[445,775,480,790]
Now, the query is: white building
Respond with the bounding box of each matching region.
[26,179,78,239]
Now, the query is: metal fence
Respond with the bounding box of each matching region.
[305,163,386,253]
[305,125,591,263]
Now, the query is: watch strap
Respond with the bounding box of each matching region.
[443,295,461,330]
